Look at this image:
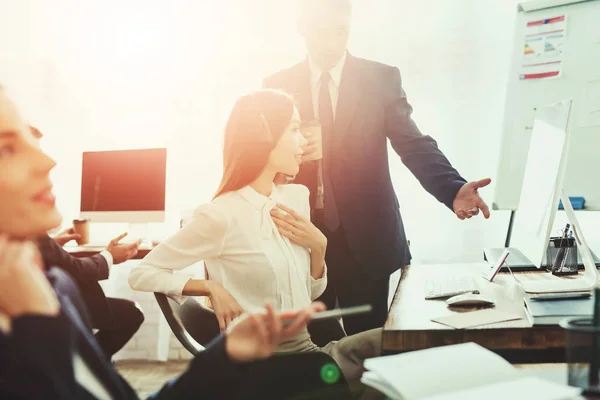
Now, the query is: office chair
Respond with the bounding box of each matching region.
[154,292,347,350]
[154,293,219,354]
[154,293,352,399]
[161,260,346,348]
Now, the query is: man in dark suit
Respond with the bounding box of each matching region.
[264,0,491,339]
[37,233,144,360]
[0,240,337,400]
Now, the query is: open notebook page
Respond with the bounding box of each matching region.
[362,343,519,400]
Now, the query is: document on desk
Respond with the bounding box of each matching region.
[431,309,522,329]
[361,342,580,400]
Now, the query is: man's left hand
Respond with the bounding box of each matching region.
[453,178,492,220]
[106,233,141,264]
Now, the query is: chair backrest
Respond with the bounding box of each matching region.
[176,295,221,346]
[154,293,219,355]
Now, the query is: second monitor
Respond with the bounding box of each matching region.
[510,99,597,294]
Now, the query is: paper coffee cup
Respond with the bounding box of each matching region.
[72,218,90,245]
[300,120,323,161]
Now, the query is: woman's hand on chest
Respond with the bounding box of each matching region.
[269,204,326,255]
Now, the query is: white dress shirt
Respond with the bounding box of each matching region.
[100,250,113,268]
[309,53,347,120]
[129,184,327,314]
[74,354,112,400]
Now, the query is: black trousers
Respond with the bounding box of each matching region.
[95,298,144,360]
[310,210,389,345]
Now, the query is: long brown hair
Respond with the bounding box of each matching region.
[214,89,296,199]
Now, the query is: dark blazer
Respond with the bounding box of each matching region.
[37,235,114,329]
[0,268,246,400]
[264,54,467,279]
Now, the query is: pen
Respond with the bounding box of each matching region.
[552,223,571,272]
[562,223,571,238]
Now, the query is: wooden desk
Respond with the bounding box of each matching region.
[65,245,154,259]
[384,263,567,363]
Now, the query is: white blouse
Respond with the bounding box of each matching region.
[129,184,327,313]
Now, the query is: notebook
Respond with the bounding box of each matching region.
[361,343,580,400]
[523,295,593,325]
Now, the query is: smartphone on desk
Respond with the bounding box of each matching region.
[283,305,372,326]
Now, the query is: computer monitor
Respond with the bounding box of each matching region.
[511,99,597,293]
[80,148,167,223]
[511,100,572,268]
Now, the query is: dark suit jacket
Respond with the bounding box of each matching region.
[37,235,114,329]
[263,54,467,279]
[0,268,247,400]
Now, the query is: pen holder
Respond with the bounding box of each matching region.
[560,317,600,395]
[545,237,578,275]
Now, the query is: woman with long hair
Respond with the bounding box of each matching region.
[129,89,381,386]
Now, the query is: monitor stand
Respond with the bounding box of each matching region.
[515,189,597,294]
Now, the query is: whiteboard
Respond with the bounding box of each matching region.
[493,0,600,211]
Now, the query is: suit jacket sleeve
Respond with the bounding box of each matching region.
[0,314,82,400]
[39,235,109,283]
[384,66,467,210]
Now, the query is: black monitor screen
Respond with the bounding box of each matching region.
[80,148,167,212]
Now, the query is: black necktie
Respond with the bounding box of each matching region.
[319,72,340,231]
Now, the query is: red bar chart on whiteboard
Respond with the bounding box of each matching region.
[520,15,566,80]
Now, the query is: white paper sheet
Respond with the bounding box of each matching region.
[520,15,567,80]
[362,343,517,400]
[422,377,580,400]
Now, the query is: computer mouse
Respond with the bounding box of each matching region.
[446,293,495,307]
